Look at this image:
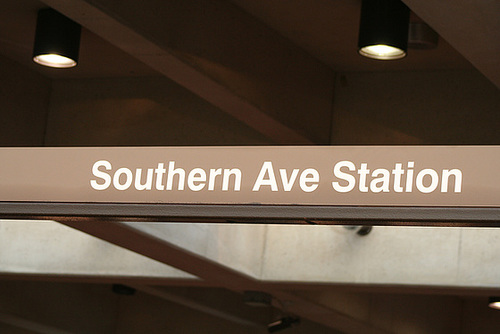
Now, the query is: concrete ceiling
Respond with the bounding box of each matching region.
[230,0,475,72]
[0,0,496,80]
[1,0,497,144]
[0,1,499,333]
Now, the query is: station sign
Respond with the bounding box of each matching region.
[0,146,498,208]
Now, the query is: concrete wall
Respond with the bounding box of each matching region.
[41,69,500,147]
[1,279,499,334]
[0,280,339,334]
[331,70,500,145]
[293,291,464,334]
[44,77,272,146]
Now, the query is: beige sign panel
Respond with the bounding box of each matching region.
[0,146,498,207]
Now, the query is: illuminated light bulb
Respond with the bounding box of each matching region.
[359,44,406,60]
[33,53,77,68]
[488,297,500,310]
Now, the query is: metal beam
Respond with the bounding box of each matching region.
[0,202,499,226]
[58,218,389,333]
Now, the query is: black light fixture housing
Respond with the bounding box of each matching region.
[358,0,410,60]
[33,8,81,68]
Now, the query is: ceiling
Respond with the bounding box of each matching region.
[230,0,474,72]
[0,1,499,333]
[2,0,497,145]
[0,0,488,80]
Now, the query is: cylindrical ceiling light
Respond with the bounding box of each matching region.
[33,8,81,68]
[358,0,410,60]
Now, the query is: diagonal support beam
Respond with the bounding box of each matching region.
[403,0,500,89]
[58,219,261,289]
[42,0,335,144]
[0,312,74,334]
[59,218,389,333]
